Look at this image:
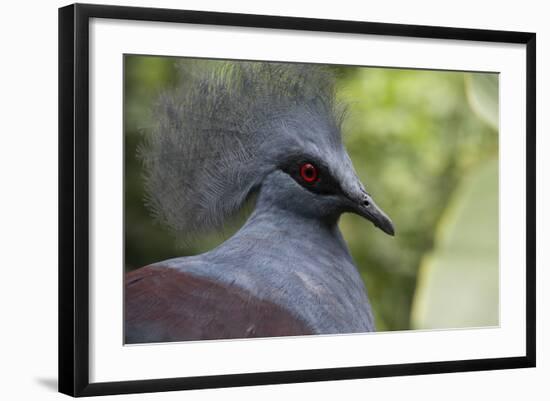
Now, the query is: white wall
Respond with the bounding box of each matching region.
[0,0,546,399]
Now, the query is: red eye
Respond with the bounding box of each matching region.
[300,163,318,183]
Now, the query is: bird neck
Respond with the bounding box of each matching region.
[201,190,374,333]
[165,184,374,334]
[251,192,339,233]
[220,194,351,264]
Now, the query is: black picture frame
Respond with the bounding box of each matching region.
[59,3,536,397]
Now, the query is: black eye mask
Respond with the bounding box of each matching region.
[281,157,343,196]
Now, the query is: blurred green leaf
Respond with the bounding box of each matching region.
[411,159,499,329]
[465,73,499,130]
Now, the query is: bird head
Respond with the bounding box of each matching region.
[254,104,394,235]
[141,61,394,240]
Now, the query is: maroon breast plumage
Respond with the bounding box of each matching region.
[125,265,313,344]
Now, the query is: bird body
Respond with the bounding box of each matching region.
[126,175,375,343]
[125,61,393,344]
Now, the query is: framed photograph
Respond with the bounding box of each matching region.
[58,3,536,397]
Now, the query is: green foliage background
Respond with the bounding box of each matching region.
[124,55,499,332]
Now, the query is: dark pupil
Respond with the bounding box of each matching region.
[304,167,314,178]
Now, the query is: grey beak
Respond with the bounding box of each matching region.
[360,192,395,236]
[347,190,395,236]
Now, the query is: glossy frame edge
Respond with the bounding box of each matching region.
[58,3,536,397]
